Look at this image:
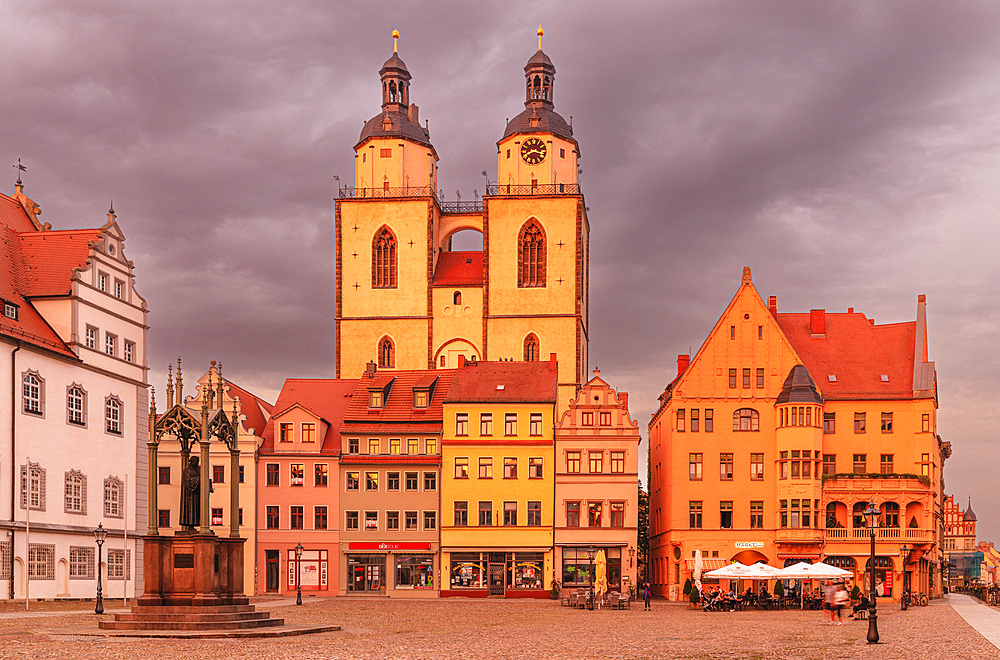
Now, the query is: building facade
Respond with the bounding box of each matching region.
[0,183,148,600]
[334,33,589,411]
[943,495,978,589]
[554,370,640,594]
[649,268,946,602]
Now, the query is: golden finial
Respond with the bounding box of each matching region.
[537,26,544,50]
[392,29,399,53]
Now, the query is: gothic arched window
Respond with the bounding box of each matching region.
[378,336,395,369]
[532,75,542,99]
[372,226,397,288]
[105,397,122,434]
[388,80,397,102]
[523,334,539,361]
[518,220,546,288]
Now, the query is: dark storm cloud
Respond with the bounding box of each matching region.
[3,0,999,537]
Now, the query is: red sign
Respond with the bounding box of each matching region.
[348,542,431,551]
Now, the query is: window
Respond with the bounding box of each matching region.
[610,452,625,474]
[823,412,835,433]
[266,506,279,529]
[589,452,603,473]
[688,453,702,480]
[730,325,736,339]
[504,413,517,436]
[610,501,624,528]
[424,511,437,530]
[378,336,395,368]
[365,511,378,530]
[676,409,685,432]
[504,501,517,526]
[566,451,581,473]
[104,476,123,518]
[348,438,360,454]
[733,408,759,431]
[85,326,97,349]
[689,501,703,528]
[114,279,124,299]
[690,409,699,432]
[124,340,134,363]
[2,300,17,319]
[369,390,383,409]
[406,471,418,491]
[158,466,170,485]
[105,397,122,434]
[64,470,86,514]
[880,454,894,474]
[423,471,436,491]
[854,412,866,433]
[566,501,580,527]
[523,334,539,361]
[300,423,316,443]
[922,413,930,432]
[345,511,359,530]
[822,454,836,476]
[454,458,469,479]
[921,453,931,477]
[157,508,171,528]
[719,453,733,480]
[582,411,594,426]
[526,501,542,526]
[780,451,789,479]
[22,372,42,415]
[387,511,400,530]
[456,413,469,436]
[750,501,763,528]
[478,501,492,526]
[720,501,733,529]
[315,463,328,486]
[853,454,867,474]
[517,219,546,287]
[387,472,400,491]
[413,389,428,408]
[212,508,224,526]
[599,411,611,426]
[454,501,468,526]
[380,148,392,158]
[368,438,379,454]
[389,438,401,454]
[728,368,737,388]
[67,386,86,426]
[742,368,751,388]
[588,501,602,527]
[529,413,542,436]
[70,546,95,580]
[756,368,764,388]
[480,413,493,436]
[213,465,225,484]
[426,438,437,454]
[405,511,418,530]
[365,471,378,491]
[346,472,359,491]
[315,506,328,529]
[105,333,116,356]
[881,412,893,433]
[705,409,714,432]
[372,226,397,288]
[479,457,493,479]
[498,457,515,479]
[97,272,108,291]
[406,438,418,454]
[27,544,54,580]
[750,453,764,480]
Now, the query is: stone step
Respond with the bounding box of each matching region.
[130,604,257,614]
[113,611,271,623]
[99,617,285,631]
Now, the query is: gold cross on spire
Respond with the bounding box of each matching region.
[393,29,399,53]
[537,26,544,50]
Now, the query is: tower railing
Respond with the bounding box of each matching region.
[337,185,436,199]
[486,183,581,196]
[440,200,483,213]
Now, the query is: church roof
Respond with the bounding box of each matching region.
[525,49,553,69]
[965,502,978,522]
[380,52,409,74]
[431,251,483,287]
[502,106,575,143]
[358,109,431,148]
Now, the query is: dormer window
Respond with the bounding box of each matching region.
[3,301,18,320]
[413,389,429,409]
[369,390,383,409]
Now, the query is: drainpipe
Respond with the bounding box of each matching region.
[9,341,20,600]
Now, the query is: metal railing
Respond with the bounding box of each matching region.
[440,200,483,213]
[338,186,436,199]
[824,527,932,541]
[486,183,581,196]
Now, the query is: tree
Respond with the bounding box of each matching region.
[637,480,649,579]
[683,578,692,596]
[774,580,785,597]
[688,583,700,607]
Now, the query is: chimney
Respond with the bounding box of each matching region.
[847,307,853,314]
[364,361,377,378]
[809,309,826,336]
[677,354,690,377]
[408,104,419,125]
[768,296,777,317]
[549,353,557,370]
[458,355,466,368]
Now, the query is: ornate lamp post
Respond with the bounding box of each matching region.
[628,546,635,568]
[864,501,881,644]
[94,523,108,614]
[586,545,596,610]
[295,542,304,606]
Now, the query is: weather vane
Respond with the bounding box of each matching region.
[12,157,26,184]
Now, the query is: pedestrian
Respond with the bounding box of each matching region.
[643,582,651,611]
[823,580,836,623]
[831,582,849,625]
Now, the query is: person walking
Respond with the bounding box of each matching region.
[643,583,651,611]
[823,580,837,623]
[830,582,848,625]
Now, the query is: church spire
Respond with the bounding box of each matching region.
[380,29,411,111]
[524,27,556,108]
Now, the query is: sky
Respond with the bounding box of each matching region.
[2,1,999,539]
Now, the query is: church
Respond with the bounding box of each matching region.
[335,28,589,409]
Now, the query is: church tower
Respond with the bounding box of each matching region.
[336,28,589,410]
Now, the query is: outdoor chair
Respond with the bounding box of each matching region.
[620,593,631,609]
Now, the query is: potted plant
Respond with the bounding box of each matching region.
[549,578,561,600]
[774,580,785,599]
[688,584,701,609]
[683,578,692,598]
[851,584,861,604]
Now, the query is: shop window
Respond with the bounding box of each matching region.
[396,555,434,590]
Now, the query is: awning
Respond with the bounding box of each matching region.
[441,547,550,553]
[557,542,628,548]
[685,559,728,570]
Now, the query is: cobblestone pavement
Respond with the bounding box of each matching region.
[1,596,996,659]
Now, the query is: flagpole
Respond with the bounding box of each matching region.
[123,474,128,607]
[24,457,29,611]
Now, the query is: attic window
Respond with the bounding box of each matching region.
[413,390,429,409]
[369,390,383,409]
[496,385,505,391]
[3,301,18,320]
[828,375,837,383]
[880,374,890,382]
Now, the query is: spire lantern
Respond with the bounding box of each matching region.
[379,31,411,110]
[524,30,556,108]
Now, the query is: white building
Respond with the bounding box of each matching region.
[0,180,148,600]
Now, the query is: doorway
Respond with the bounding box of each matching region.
[265,550,279,592]
[488,563,505,596]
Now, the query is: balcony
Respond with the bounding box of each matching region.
[486,183,581,196]
[338,185,435,199]
[824,527,934,542]
[776,528,823,543]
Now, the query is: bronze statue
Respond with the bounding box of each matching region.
[180,456,207,530]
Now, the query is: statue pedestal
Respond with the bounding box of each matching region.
[139,534,246,607]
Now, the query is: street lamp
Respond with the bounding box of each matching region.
[864,501,881,644]
[294,542,304,605]
[94,523,108,615]
[586,545,596,610]
[900,543,909,609]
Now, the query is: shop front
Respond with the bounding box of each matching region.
[288,548,330,592]
[343,542,439,597]
[442,550,550,598]
[559,546,624,591]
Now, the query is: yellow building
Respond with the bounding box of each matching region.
[440,359,557,597]
[153,361,272,595]
[335,29,588,411]
[649,268,946,602]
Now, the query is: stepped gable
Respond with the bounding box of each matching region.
[431,251,483,287]
[260,378,359,454]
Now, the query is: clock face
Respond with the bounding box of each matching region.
[520,138,546,165]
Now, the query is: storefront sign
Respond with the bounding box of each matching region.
[348,542,432,551]
[734,542,764,549]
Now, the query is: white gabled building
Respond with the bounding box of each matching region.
[0,180,148,600]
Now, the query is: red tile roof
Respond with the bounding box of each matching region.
[444,360,557,403]
[17,228,103,296]
[431,251,483,287]
[777,311,915,399]
[0,192,37,232]
[342,369,456,432]
[260,379,359,454]
[224,379,274,435]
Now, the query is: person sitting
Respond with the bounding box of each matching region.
[850,593,869,618]
[744,587,755,607]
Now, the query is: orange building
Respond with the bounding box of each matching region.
[649,268,947,602]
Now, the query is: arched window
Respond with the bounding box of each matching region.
[22,371,43,415]
[824,556,856,570]
[453,291,462,305]
[732,408,759,431]
[852,502,868,528]
[372,226,397,288]
[105,397,122,434]
[378,336,395,369]
[523,334,539,361]
[532,75,542,99]
[67,385,86,426]
[883,502,900,528]
[104,476,124,518]
[64,470,86,514]
[518,220,546,288]
[542,76,550,100]
[388,80,397,102]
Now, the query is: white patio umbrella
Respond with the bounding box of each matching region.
[703,562,753,579]
[742,563,781,579]
[694,550,704,597]
[776,562,815,608]
[802,562,853,579]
